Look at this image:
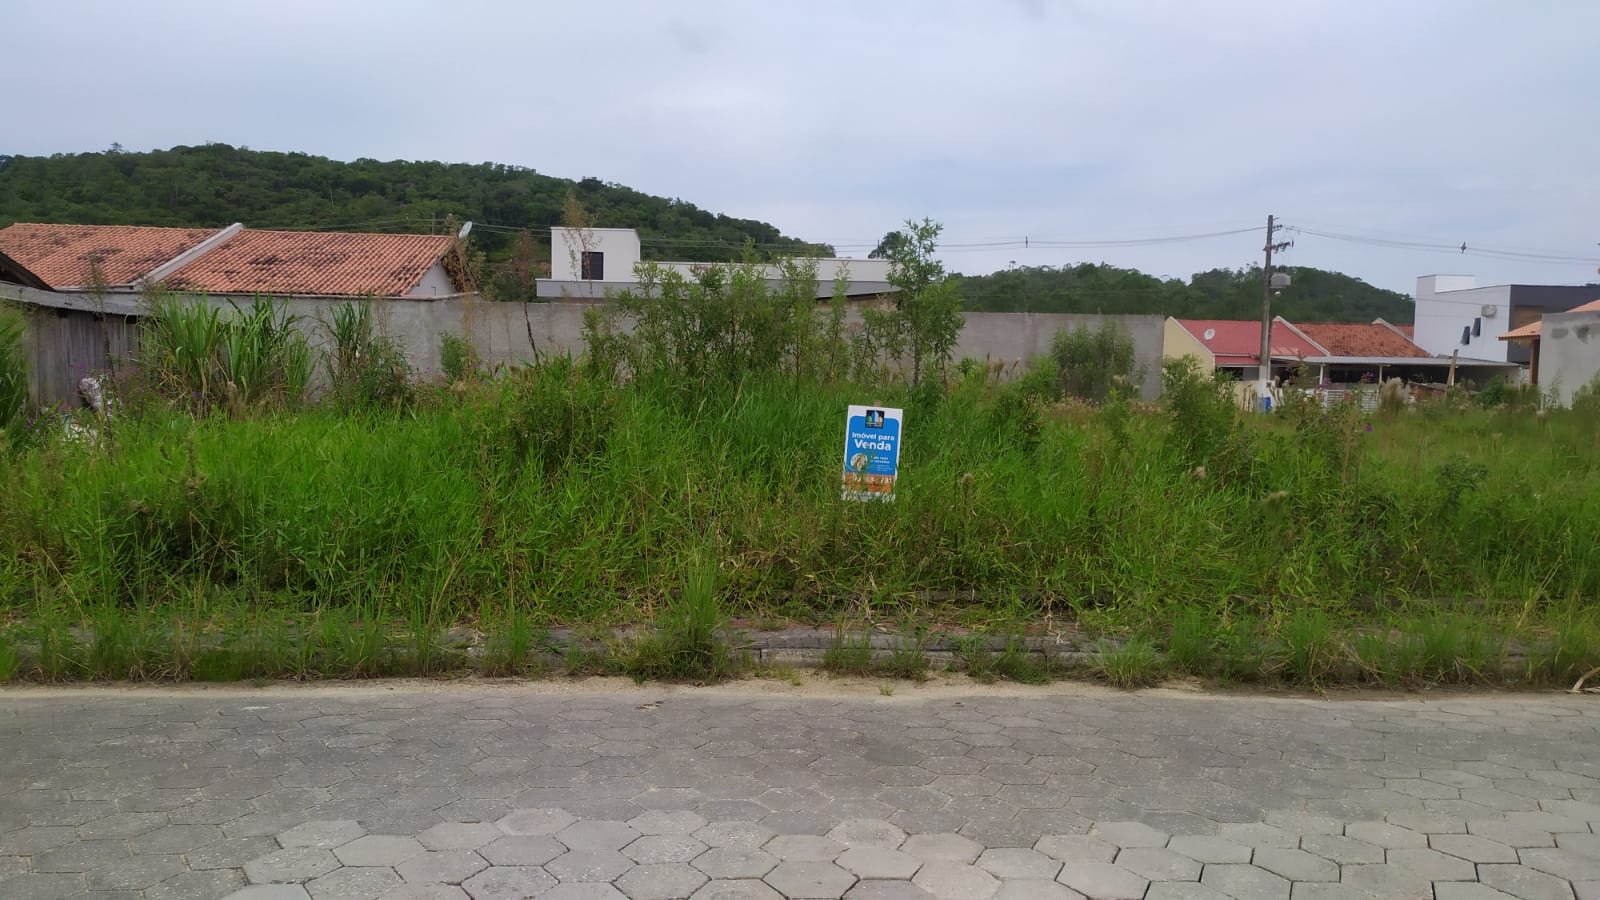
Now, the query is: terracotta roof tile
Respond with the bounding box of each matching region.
[1294,322,1428,358]
[165,230,456,297]
[0,222,220,288]
[1175,319,1323,364]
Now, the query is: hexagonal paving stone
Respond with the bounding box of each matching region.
[85,853,188,891]
[766,861,858,900]
[498,808,579,836]
[148,869,249,900]
[1199,864,1289,900]
[35,839,131,873]
[626,835,709,865]
[279,821,367,850]
[828,820,908,850]
[616,863,710,900]
[378,885,472,900]
[631,811,709,836]
[991,881,1085,900]
[131,823,226,854]
[225,887,315,900]
[902,834,985,864]
[767,835,846,862]
[1113,847,1201,882]
[695,847,781,879]
[1214,824,1299,850]
[1478,863,1579,900]
[548,849,634,882]
[1054,862,1146,900]
[1034,836,1117,864]
[417,823,503,853]
[542,885,629,900]
[690,880,784,900]
[1342,821,1427,850]
[1521,848,1600,882]
[847,882,940,900]
[696,823,776,850]
[481,834,567,867]
[336,835,427,867]
[396,850,489,885]
[837,846,923,880]
[77,811,167,839]
[1089,822,1169,849]
[1297,835,1383,866]
[975,848,1062,881]
[307,866,404,899]
[1431,886,1521,900]
[1144,884,1236,900]
[461,865,558,900]
[246,847,342,884]
[1338,864,1435,898]
[1168,836,1252,865]
[558,821,641,852]
[1428,833,1520,865]
[1251,848,1339,883]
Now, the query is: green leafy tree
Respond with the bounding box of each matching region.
[868,230,908,260]
[857,220,963,387]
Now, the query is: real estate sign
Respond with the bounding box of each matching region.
[841,405,903,502]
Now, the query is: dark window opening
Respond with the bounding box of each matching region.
[581,251,604,281]
[1473,317,1482,337]
[1461,325,1471,346]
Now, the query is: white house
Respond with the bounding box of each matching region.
[536,227,894,300]
[1413,275,1600,367]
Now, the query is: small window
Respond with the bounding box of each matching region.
[1473,317,1482,337]
[1461,325,1472,346]
[581,251,604,281]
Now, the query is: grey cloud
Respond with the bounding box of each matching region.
[4,0,1597,293]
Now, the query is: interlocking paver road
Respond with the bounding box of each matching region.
[2,682,1599,899]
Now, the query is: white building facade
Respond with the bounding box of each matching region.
[537,227,894,300]
[1414,275,1600,367]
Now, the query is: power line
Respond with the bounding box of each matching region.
[1287,225,1600,266]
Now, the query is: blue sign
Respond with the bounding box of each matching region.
[842,405,903,501]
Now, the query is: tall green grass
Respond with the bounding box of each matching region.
[2,368,1598,623]
[0,305,32,448]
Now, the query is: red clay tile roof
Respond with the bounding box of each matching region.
[0,223,220,288]
[1176,319,1323,365]
[164,230,456,297]
[1295,322,1428,358]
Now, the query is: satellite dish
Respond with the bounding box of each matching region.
[1203,328,1216,341]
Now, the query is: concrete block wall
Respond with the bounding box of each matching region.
[3,283,1169,404]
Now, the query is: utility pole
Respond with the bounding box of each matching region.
[1258,214,1291,410]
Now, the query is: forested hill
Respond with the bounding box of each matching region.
[0,143,830,264]
[954,263,1414,323]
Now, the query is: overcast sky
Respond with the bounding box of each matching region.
[6,0,1598,294]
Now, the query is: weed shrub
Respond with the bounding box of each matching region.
[623,565,742,682]
[142,297,311,413]
[0,306,28,436]
[1050,322,1138,403]
[326,301,414,409]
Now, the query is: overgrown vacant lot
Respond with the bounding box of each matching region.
[2,360,1598,686]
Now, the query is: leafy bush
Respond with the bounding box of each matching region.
[1161,356,1242,470]
[1050,322,1138,403]
[440,332,481,384]
[325,301,414,410]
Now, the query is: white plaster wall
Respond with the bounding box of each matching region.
[1539,310,1600,406]
[405,261,457,298]
[549,227,640,281]
[1413,276,1511,360]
